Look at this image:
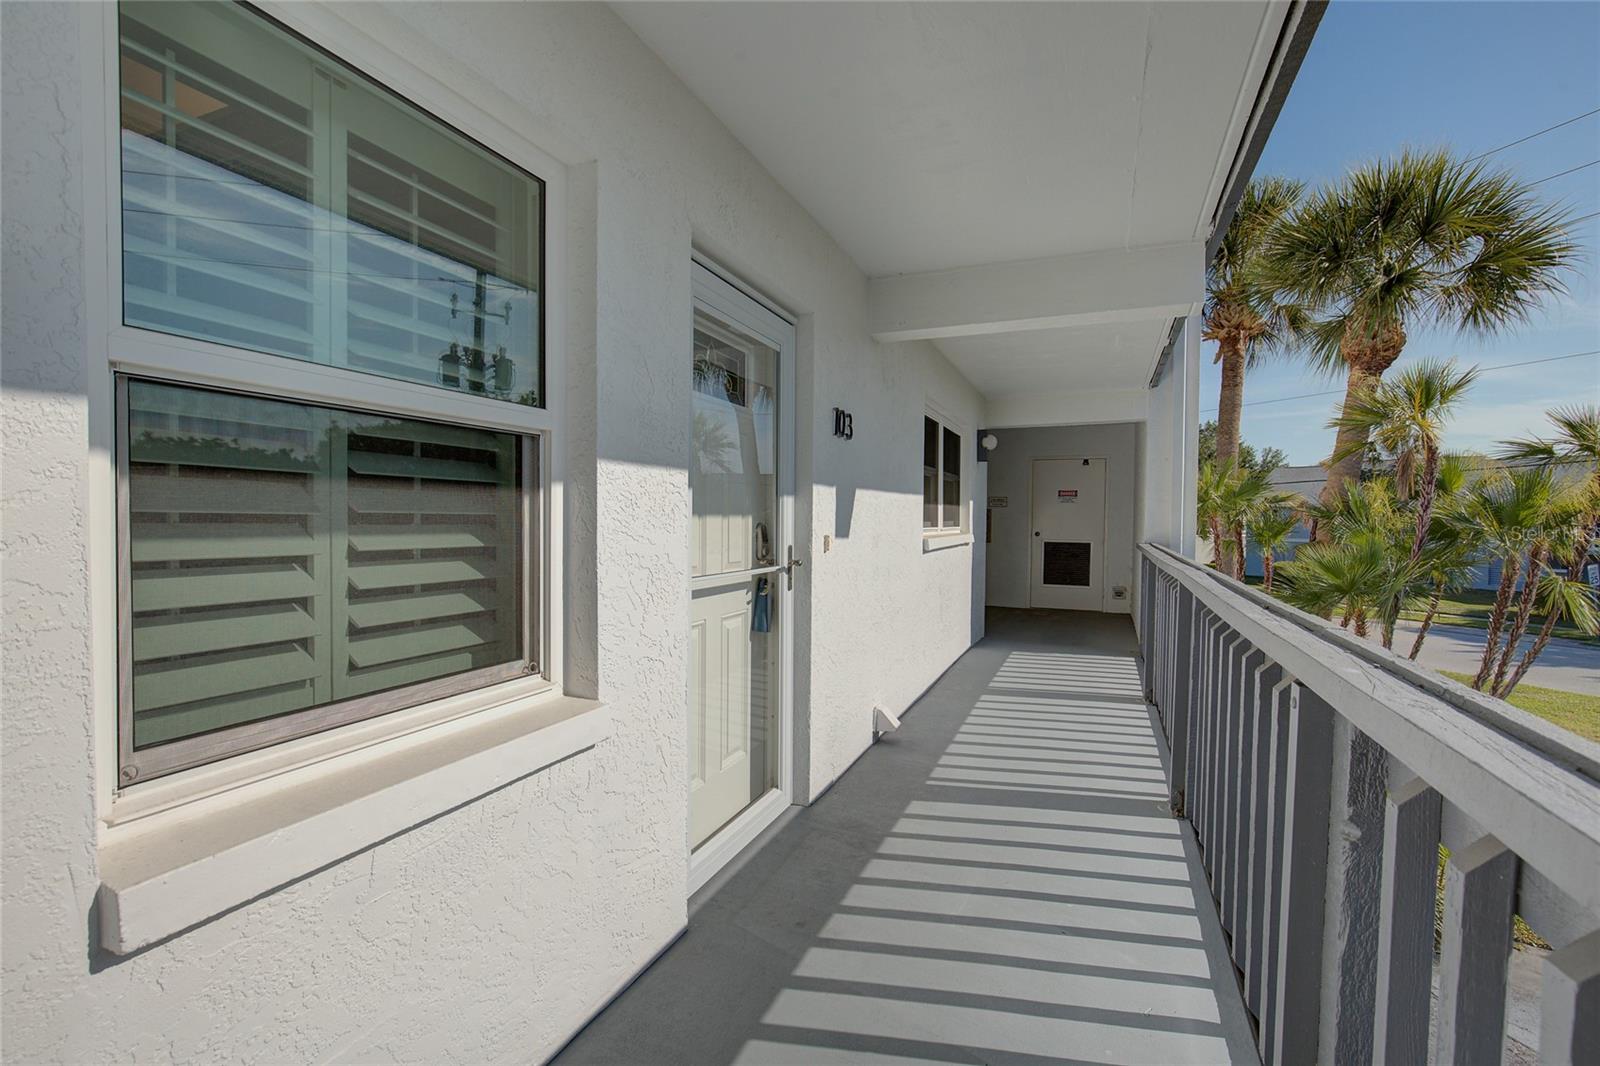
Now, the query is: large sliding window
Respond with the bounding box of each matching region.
[113,1,549,784]
[118,0,543,404]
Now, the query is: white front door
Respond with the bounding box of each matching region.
[688,261,794,885]
[1029,457,1107,611]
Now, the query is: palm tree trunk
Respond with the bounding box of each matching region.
[1566,511,1595,581]
[1208,516,1225,570]
[1214,340,1247,573]
[1315,324,1407,541]
[1491,548,1545,695]
[1263,553,1275,593]
[1473,556,1520,689]
[1498,607,1562,699]
[1315,365,1375,542]
[1408,577,1444,660]
[1571,471,1600,580]
[1214,338,1247,470]
[1233,524,1247,581]
[1352,607,1368,637]
[1409,445,1439,563]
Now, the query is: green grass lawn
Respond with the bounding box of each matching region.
[1401,588,1598,645]
[1441,670,1600,743]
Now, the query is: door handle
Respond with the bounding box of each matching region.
[785,545,804,591]
[1034,531,1041,537]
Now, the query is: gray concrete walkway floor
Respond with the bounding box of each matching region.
[554,609,1258,1066]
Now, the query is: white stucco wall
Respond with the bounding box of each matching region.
[1139,315,1201,556]
[0,3,982,1061]
[983,423,1140,614]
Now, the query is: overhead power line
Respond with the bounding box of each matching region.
[1200,348,1600,415]
[1465,107,1600,163]
[1529,159,1599,188]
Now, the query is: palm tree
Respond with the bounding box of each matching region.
[1261,149,1578,531]
[1500,405,1600,580]
[1204,176,1303,573]
[1198,461,1287,580]
[1293,480,1432,649]
[1406,453,1492,659]
[1277,536,1390,636]
[1248,505,1300,592]
[1329,359,1479,563]
[1487,481,1598,695]
[1498,570,1599,698]
[1197,461,1230,571]
[1205,177,1304,469]
[1461,468,1582,690]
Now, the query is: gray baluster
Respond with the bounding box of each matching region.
[1436,835,1517,1065]
[1372,778,1442,1065]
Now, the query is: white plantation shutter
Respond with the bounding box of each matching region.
[127,383,332,747]
[340,419,522,698]
[125,381,526,772]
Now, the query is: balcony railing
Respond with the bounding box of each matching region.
[1136,543,1600,1066]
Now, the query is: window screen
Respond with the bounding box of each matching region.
[118,1,543,405]
[123,379,529,777]
[923,416,939,528]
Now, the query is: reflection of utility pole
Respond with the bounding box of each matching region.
[469,269,487,394]
[442,271,516,396]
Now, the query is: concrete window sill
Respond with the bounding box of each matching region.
[96,692,610,956]
[922,532,974,553]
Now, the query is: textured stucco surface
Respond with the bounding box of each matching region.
[984,423,1140,613]
[0,2,982,1061]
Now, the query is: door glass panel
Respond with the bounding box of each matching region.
[691,312,777,578]
[689,305,781,850]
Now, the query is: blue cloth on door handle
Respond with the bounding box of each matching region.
[751,576,772,633]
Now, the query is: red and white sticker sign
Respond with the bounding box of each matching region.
[1057,489,1078,500]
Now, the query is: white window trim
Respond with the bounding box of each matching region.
[922,403,969,540]
[80,1,592,880]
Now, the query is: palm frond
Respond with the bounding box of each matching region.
[1257,148,1578,380]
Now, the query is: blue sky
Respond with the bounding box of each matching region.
[1203,0,1600,465]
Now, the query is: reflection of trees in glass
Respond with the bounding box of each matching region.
[694,411,736,473]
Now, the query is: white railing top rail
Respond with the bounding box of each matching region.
[1140,541,1600,917]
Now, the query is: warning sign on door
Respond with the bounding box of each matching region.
[1057,489,1078,501]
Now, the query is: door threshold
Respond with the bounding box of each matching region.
[687,788,790,896]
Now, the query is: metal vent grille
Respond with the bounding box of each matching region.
[1042,542,1092,586]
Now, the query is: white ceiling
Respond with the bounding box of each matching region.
[935,319,1175,397]
[616,1,1284,405]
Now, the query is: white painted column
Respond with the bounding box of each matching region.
[1177,312,1201,558]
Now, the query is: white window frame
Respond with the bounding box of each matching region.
[922,404,967,537]
[82,0,571,821]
